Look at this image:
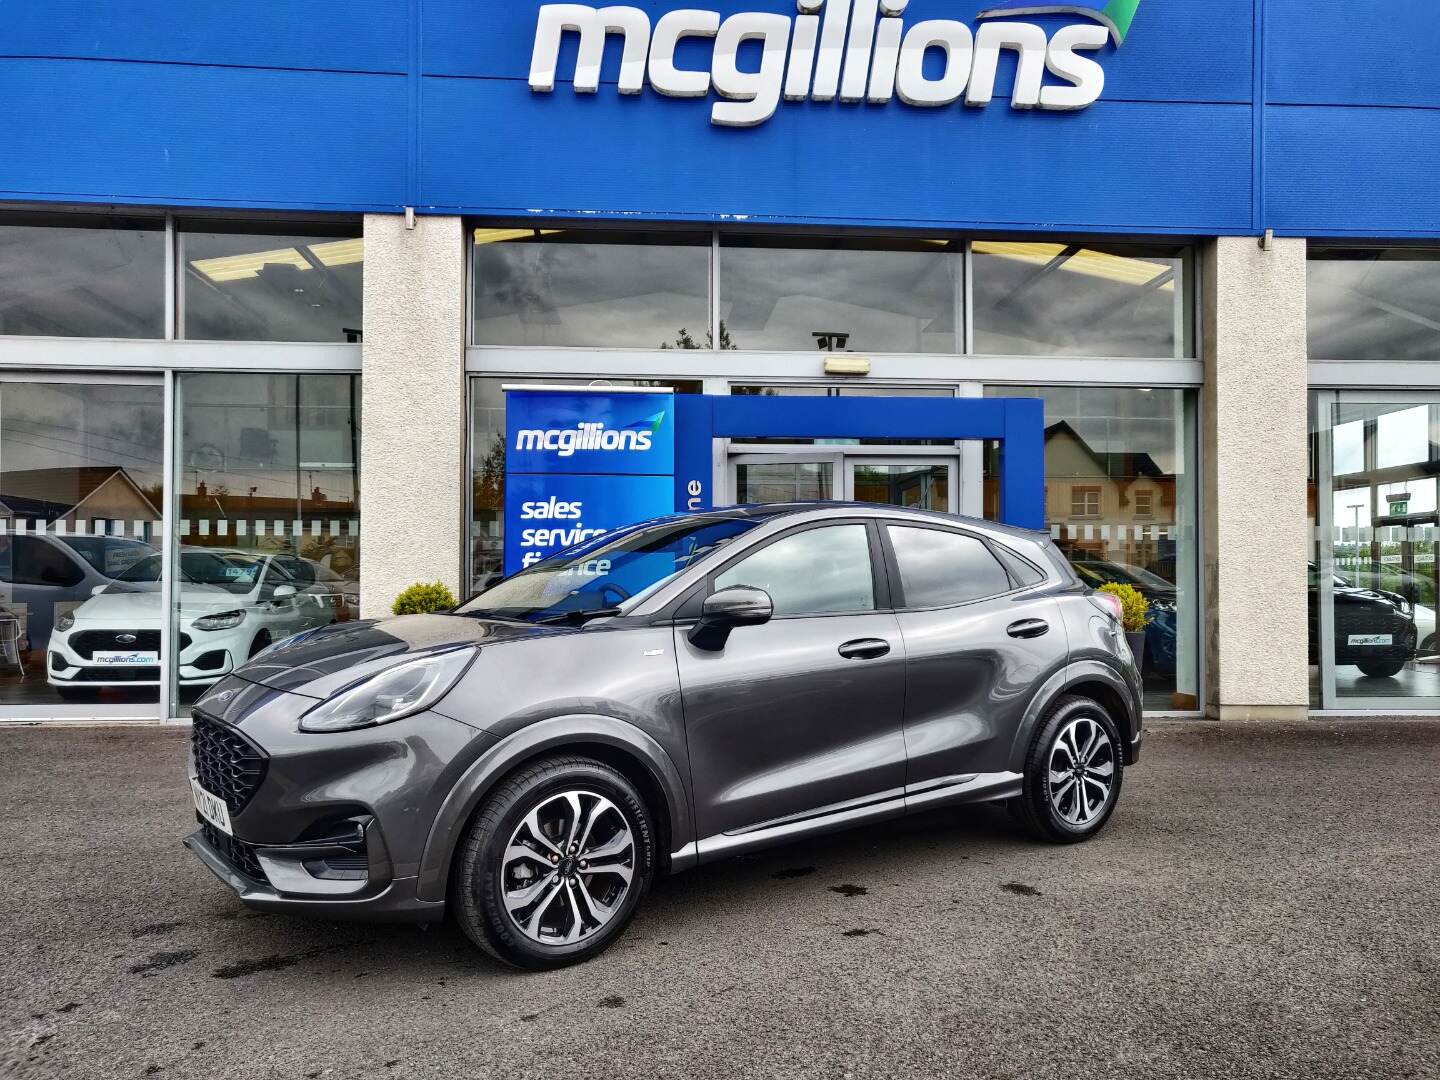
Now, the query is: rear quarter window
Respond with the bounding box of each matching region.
[886,525,1011,608]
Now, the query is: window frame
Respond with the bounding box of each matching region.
[701,517,891,619]
[1070,485,1103,519]
[877,520,1034,612]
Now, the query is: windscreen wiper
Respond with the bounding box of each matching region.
[532,607,623,625]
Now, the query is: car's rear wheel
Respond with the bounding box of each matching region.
[1011,695,1124,844]
[1357,658,1406,678]
[450,755,655,970]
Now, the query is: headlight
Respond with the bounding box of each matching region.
[299,648,475,734]
[55,612,75,633]
[193,609,246,631]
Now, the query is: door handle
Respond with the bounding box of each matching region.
[1007,618,1050,639]
[838,638,891,660]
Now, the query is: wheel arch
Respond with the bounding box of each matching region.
[1007,660,1140,773]
[415,714,692,904]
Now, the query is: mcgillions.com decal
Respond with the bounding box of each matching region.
[529,0,1141,126]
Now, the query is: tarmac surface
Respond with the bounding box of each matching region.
[2,719,1438,1080]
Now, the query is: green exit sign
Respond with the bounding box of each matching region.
[1390,501,1410,517]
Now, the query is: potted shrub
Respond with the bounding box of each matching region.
[1098,582,1149,671]
[391,581,458,616]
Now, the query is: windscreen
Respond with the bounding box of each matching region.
[459,515,762,623]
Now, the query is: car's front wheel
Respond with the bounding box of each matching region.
[451,755,655,969]
[1012,695,1124,844]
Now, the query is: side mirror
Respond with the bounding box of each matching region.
[688,586,773,651]
[271,584,297,600]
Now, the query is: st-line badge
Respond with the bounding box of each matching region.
[528,0,1142,126]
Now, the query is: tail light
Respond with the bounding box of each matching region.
[1092,590,1124,624]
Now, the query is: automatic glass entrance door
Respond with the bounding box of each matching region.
[726,448,960,512]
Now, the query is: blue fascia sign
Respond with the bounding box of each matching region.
[503,387,678,574]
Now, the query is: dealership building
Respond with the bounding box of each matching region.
[0,0,1437,721]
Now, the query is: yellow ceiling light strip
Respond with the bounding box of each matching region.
[473,227,564,245]
[971,239,1176,292]
[189,237,364,282]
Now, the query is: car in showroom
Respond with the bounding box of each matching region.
[0,532,156,661]
[1307,562,1419,678]
[183,503,1143,969]
[48,547,337,698]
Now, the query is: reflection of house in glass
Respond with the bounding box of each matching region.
[1040,421,1176,580]
[985,421,1177,582]
[180,481,359,579]
[0,467,161,539]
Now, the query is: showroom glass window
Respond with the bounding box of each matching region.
[179,222,363,342]
[1308,247,1440,361]
[469,379,701,594]
[719,236,959,353]
[169,374,360,712]
[0,214,165,338]
[0,380,165,714]
[983,386,1200,712]
[971,242,1193,358]
[471,229,711,348]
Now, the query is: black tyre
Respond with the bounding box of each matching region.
[450,755,655,970]
[1357,658,1406,678]
[247,630,272,659]
[1011,695,1124,844]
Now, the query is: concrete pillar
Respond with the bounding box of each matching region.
[359,214,466,618]
[1201,236,1310,720]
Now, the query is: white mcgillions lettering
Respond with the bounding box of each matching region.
[711,12,791,126]
[514,422,654,457]
[649,9,721,97]
[528,0,1115,124]
[529,4,650,93]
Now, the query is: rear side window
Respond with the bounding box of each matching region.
[887,525,1010,608]
[714,523,875,616]
[993,544,1047,587]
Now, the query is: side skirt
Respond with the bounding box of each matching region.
[691,771,1025,864]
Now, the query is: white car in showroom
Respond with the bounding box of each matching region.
[47,548,337,699]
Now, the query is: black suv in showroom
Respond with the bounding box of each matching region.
[1307,563,1419,678]
[185,504,1142,969]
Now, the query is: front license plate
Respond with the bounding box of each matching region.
[191,777,232,836]
[93,650,159,665]
[1348,634,1393,647]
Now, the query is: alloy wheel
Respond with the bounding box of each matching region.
[1046,716,1115,827]
[500,789,636,945]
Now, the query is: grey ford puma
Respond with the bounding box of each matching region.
[185,503,1142,969]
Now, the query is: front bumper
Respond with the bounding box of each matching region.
[48,625,236,688]
[182,676,496,921]
[184,827,443,922]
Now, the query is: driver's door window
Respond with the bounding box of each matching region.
[714,524,875,616]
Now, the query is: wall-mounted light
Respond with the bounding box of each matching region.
[824,355,871,376]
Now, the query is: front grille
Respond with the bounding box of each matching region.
[201,821,268,884]
[191,712,268,815]
[70,630,160,661]
[73,666,158,683]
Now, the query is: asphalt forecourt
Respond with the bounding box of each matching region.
[2,719,1437,1080]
